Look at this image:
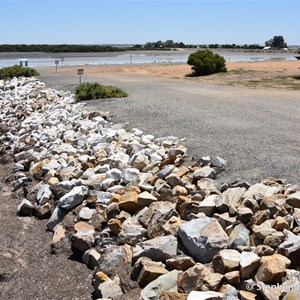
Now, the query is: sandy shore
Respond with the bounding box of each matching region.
[37,60,299,76]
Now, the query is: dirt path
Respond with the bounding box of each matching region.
[0,161,94,300]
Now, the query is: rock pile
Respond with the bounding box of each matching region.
[1,77,300,300]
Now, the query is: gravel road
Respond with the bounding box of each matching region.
[37,68,300,185]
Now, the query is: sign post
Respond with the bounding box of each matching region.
[55,60,59,73]
[61,57,64,68]
[77,68,84,85]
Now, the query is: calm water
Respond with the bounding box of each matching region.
[0,50,297,67]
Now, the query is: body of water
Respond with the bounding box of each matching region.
[0,50,297,68]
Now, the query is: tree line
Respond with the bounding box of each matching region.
[0,36,290,52]
[0,44,125,53]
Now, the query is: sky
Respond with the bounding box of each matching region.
[0,0,299,45]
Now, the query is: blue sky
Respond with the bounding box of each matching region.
[1,0,299,45]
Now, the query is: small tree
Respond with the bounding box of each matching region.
[265,35,287,48]
[187,49,227,77]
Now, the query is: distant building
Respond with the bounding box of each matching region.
[18,59,28,66]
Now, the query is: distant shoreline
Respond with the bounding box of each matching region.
[0,49,298,68]
[0,48,298,59]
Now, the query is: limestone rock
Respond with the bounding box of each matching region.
[178,216,228,263]
[136,260,168,288]
[132,235,177,263]
[254,245,275,257]
[52,224,66,245]
[36,202,51,219]
[212,249,241,274]
[162,216,182,236]
[82,248,101,269]
[117,217,148,245]
[252,220,277,240]
[216,187,246,214]
[277,230,300,265]
[119,188,140,212]
[140,270,181,300]
[240,251,261,279]
[93,272,123,299]
[255,254,291,283]
[237,207,254,224]
[193,166,216,180]
[286,192,300,208]
[186,291,224,300]
[36,184,52,205]
[198,194,218,216]
[244,183,279,198]
[219,284,239,299]
[224,271,240,285]
[71,222,95,252]
[137,191,158,206]
[159,291,187,300]
[201,272,224,291]
[228,224,250,249]
[78,207,95,220]
[108,218,122,236]
[17,199,36,216]
[166,256,195,271]
[140,201,178,238]
[239,290,258,300]
[47,206,66,232]
[58,186,85,210]
[178,263,212,293]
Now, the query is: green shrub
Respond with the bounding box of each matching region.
[0,65,40,80]
[75,82,128,101]
[187,49,227,76]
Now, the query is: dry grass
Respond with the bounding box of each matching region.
[188,68,300,90]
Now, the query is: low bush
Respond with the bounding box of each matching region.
[75,82,128,101]
[0,65,40,80]
[187,49,227,76]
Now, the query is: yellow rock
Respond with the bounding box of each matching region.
[119,189,140,212]
[174,166,190,177]
[95,149,107,159]
[110,193,121,203]
[48,177,59,186]
[52,224,66,244]
[95,271,110,282]
[29,159,49,175]
[108,218,122,236]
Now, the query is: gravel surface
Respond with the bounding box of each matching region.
[37,68,300,185]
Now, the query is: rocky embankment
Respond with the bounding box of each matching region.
[1,77,300,300]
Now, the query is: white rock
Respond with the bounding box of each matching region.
[79,207,95,220]
[58,186,85,209]
[187,291,224,300]
[37,184,52,205]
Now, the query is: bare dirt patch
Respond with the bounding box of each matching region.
[0,162,94,300]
